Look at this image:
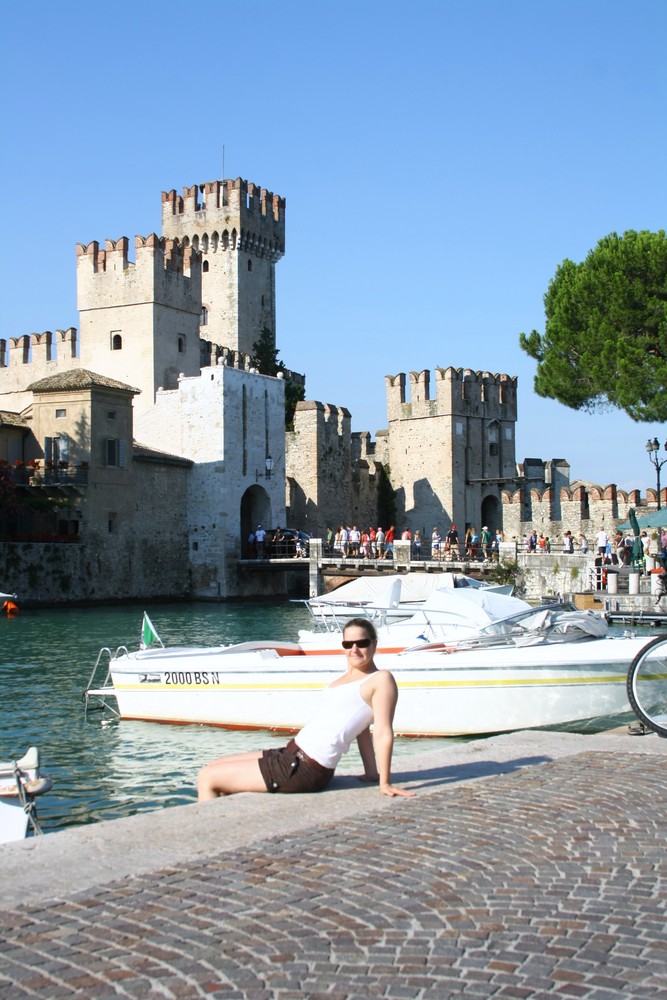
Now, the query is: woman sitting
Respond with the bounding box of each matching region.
[197,618,415,801]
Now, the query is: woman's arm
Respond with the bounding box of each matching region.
[370,672,415,798]
[356,726,379,781]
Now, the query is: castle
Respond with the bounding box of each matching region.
[0,172,659,604]
[0,178,290,601]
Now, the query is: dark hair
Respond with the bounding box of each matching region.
[343,617,378,642]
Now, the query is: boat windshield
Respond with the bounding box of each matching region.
[474,602,578,639]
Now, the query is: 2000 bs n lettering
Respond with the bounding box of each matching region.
[149,671,223,686]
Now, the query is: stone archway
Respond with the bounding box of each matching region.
[481,494,502,536]
[241,485,273,556]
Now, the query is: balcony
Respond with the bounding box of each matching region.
[3,463,89,488]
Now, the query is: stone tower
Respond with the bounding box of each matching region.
[385,367,518,534]
[76,236,202,417]
[161,178,286,358]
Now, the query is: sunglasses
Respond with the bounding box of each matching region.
[342,638,373,649]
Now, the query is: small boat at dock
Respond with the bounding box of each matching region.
[0,747,52,843]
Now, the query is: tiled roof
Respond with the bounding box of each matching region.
[0,410,28,428]
[27,369,141,394]
[133,441,192,466]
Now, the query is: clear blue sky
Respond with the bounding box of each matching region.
[1,0,665,493]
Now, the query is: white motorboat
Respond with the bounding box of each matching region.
[0,747,52,843]
[84,605,649,737]
[303,572,513,627]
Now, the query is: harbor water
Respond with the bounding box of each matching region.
[1,600,454,835]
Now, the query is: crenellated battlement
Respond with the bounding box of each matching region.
[161,177,285,255]
[77,235,200,279]
[500,476,665,543]
[385,367,518,421]
[2,327,78,370]
[77,234,202,315]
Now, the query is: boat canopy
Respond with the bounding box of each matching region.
[402,588,531,631]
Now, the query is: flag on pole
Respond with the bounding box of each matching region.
[141,612,163,649]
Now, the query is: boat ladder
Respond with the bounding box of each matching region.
[82,646,128,717]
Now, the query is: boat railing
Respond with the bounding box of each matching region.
[299,599,405,632]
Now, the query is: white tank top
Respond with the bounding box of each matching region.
[296,675,374,769]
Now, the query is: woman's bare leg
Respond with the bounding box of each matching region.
[197,750,267,800]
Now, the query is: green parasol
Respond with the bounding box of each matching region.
[628,508,645,570]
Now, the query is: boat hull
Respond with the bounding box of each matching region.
[0,748,50,844]
[105,637,650,736]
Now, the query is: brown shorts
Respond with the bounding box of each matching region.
[258,739,335,794]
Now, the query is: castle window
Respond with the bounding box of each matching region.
[489,443,499,456]
[108,512,117,534]
[105,438,125,468]
[111,332,122,351]
[45,433,69,464]
[247,259,253,272]
[203,260,209,273]
[178,336,185,354]
[55,408,66,419]
[201,307,208,326]
[0,339,7,367]
[22,336,31,364]
[107,411,116,420]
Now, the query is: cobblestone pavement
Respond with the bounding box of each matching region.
[1,749,665,999]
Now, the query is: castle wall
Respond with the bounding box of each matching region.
[136,364,285,598]
[161,178,285,356]
[0,449,190,605]
[501,481,660,550]
[286,401,352,536]
[0,329,80,408]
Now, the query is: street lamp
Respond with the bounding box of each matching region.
[256,455,274,482]
[645,437,667,510]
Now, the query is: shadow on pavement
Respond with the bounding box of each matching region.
[330,755,553,792]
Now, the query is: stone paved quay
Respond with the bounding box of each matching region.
[1,729,666,999]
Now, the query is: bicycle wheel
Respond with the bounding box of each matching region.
[626,635,667,737]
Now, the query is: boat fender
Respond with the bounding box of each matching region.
[0,775,53,798]
[2,601,18,616]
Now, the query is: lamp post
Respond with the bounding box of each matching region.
[645,438,667,510]
[256,456,274,482]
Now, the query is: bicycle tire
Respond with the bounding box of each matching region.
[626,634,667,738]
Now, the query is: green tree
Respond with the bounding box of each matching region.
[252,327,305,430]
[519,230,667,421]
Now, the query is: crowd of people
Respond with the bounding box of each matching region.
[246,526,308,559]
[322,524,507,562]
[326,525,398,560]
[523,525,667,568]
[246,521,667,570]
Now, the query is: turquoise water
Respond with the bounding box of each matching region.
[1,601,645,835]
[1,601,451,834]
